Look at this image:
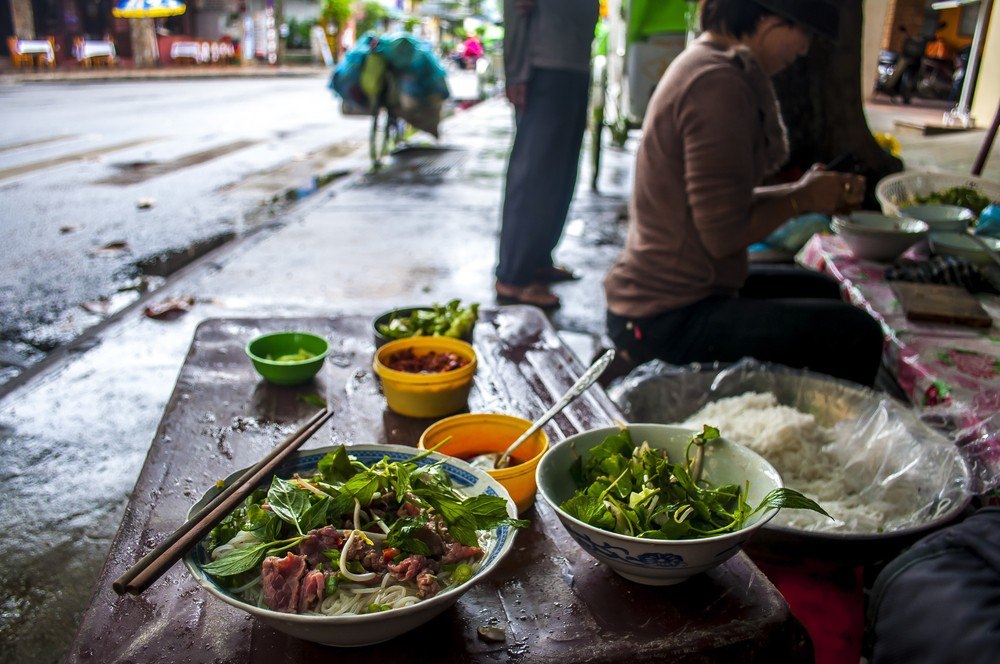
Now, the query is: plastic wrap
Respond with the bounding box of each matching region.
[607,359,971,538]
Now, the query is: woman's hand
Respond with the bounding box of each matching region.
[505,82,527,111]
[514,0,536,15]
[797,163,865,214]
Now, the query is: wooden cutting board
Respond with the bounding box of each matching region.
[890,282,994,328]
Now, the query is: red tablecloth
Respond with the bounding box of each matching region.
[797,234,1000,494]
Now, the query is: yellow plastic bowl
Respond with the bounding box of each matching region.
[419,413,549,514]
[373,337,477,418]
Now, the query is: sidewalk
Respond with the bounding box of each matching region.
[0,96,634,664]
[0,89,997,663]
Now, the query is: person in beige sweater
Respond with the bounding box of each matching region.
[604,0,883,386]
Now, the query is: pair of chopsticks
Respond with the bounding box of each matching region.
[113,406,333,596]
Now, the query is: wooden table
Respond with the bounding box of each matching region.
[68,307,811,663]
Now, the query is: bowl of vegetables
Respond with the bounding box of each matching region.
[372,300,479,349]
[246,331,330,386]
[875,171,1000,216]
[536,424,828,585]
[184,444,526,647]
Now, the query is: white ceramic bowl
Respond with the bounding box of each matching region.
[536,424,782,586]
[184,444,518,647]
[832,213,929,262]
[898,204,976,232]
[929,232,1000,267]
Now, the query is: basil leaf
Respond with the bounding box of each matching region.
[753,488,831,518]
[201,540,273,577]
[267,477,312,534]
[317,447,357,483]
[384,515,433,556]
[300,496,331,533]
[340,470,382,506]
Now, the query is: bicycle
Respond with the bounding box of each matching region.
[367,57,408,170]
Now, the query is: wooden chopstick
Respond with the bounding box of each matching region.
[113,406,332,595]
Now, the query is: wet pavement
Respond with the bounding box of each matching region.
[0,81,997,663]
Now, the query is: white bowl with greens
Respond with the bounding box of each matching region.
[184,444,523,646]
[536,425,826,585]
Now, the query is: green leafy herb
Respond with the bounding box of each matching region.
[377,300,479,340]
[204,445,529,578]
[297,393,327,408]
[559,426,829,540]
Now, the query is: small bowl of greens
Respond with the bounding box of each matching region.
[372,300,478,349]
[246,331,330,386]
[536,424,828,586]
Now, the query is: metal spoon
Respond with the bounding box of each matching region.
[470,349,616,471]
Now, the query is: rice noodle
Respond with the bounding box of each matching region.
[213,509,498,617]
[678,392,922,534]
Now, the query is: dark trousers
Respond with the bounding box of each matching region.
[497,67,590,286]
[607,265,885,386]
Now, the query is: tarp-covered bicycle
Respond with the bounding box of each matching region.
[330,32,451,170]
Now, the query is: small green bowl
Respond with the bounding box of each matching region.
[246,332,330,386]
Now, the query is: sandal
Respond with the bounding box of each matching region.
[495,282,561,309]
[535,264,580,283]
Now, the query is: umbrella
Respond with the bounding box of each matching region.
[112,0,186,19]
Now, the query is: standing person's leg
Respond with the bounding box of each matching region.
[496,68,590,305]
[536,69,590,276]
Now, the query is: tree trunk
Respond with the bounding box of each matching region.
[129,18,159,68]
[772,0,902,210]
[10,0,35,38]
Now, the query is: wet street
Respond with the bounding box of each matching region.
[0,74,369,388]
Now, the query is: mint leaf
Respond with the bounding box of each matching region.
[561,494,615,530]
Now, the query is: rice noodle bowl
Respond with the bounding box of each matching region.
[184,444,519,647]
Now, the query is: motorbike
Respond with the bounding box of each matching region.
[875,28,964,104]
[874,28,929,104]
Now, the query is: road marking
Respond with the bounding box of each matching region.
[0,137,163,181]
[0,135,77,153]
[97,139,262,185]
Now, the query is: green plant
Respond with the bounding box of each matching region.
[357,0,389,36]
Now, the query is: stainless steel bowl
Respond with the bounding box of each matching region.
[608,360,972,563]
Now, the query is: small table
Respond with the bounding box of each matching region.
[14,39,55,67]
[798,234,1000,492]
[67,307,811,662]
[75,40,115,66]
[170,41,205,63]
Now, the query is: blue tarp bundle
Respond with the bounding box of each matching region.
[330,32,450,136]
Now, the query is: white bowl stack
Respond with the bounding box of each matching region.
[831,212,929,262]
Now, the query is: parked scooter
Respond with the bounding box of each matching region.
[874,27,929,104]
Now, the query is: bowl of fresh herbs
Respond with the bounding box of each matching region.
[536,424,829,585]
[372,300,478,349]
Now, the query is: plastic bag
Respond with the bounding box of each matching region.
[607,358,971,534]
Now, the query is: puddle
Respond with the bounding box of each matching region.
[133,231,236,277]
[98,139,261,185]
